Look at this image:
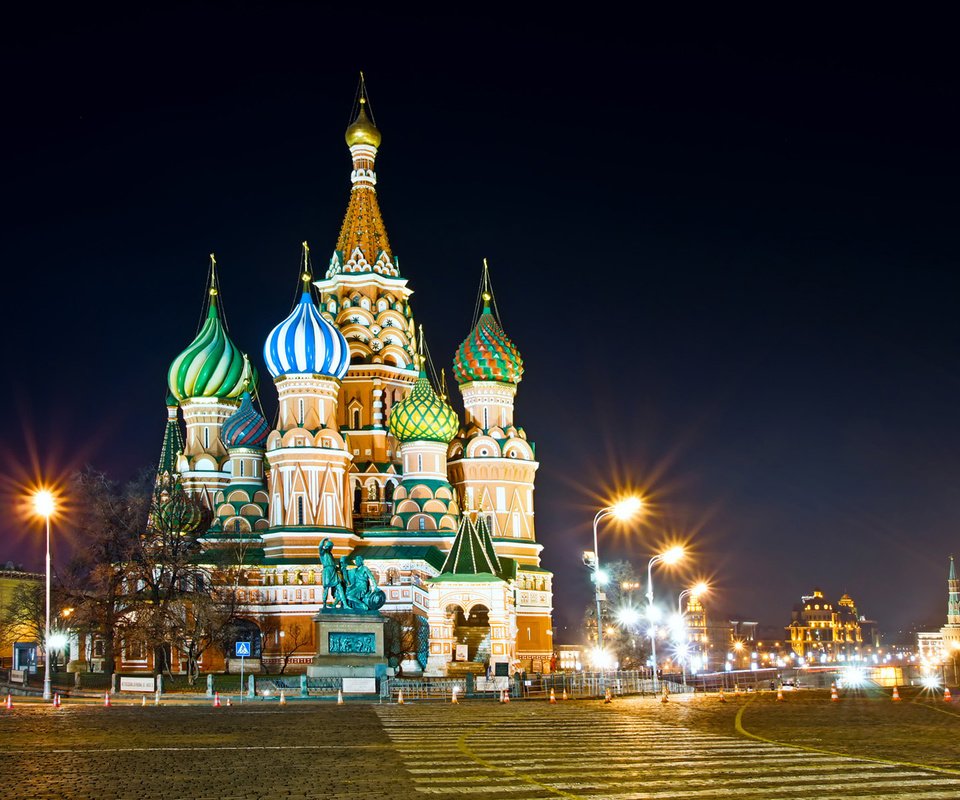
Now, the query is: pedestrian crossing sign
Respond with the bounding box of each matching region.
[235,641,251,657]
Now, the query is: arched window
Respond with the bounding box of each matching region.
[352,408,361,429]
[299,399,305,426]
[297,496,305,525]
[418,516,426,531]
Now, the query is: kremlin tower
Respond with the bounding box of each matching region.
[149,80,553,677]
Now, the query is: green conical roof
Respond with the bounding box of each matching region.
[157,400,185,483]
[453,294,523,385]
[440,514,502,577]
[388,369,459,444]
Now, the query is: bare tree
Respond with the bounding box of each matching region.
[383,610,421,676]
[260,619,310,674]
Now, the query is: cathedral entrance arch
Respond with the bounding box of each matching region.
[448,603,491,663]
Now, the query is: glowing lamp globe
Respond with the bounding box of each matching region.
[611,496,642,520]
[661,546,685,565]
[33,489,55,518]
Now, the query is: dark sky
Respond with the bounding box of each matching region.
[2,5,959,640]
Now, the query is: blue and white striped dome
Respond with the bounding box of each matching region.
[263,291,350,379]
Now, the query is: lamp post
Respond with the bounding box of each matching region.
[589,497,642,689]
[646,546,684,692]
[32,489,56,701]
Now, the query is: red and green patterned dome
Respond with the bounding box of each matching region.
[452,293,523,385]
[388,369,459,444]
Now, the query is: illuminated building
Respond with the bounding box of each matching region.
[918,556,960,663]
[124,83,553,676]
[786,588,863,660]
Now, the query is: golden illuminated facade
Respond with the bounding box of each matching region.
[786,588,863,660]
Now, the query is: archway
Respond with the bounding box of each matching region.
[450,604,490,662]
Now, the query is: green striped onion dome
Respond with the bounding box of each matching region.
[388,370,459,444]
[157,482,208,534]
[168,298,255,402]
[452,295,523,385]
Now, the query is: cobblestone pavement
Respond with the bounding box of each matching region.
[4,696,960,799]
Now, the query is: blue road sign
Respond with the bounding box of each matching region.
[235,641,251,657]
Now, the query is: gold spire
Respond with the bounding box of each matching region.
[208,253,218,297]
[301,241,312,286]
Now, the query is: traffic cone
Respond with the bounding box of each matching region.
[213,691,221,708]
[226,697,232,707]
[734,685,741,697]
[279,689,286,706]
[892,686,901,702]
[397,689,404,705]
[104,691,111,707]
[4,693,11,710]
[451,687,459,704]
[776,686,784,702]
[603,687,612,704]
[337,689,344,705]
[53,693,61,708]
[830,683,839,702]
[499,690,505,703]
[718,689,726,703]
[562,688,568,701]
[503,689,510,703]
[945,687,953,702]
[549,688,557,704]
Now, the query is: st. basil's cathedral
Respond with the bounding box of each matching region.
[140,85,554,677]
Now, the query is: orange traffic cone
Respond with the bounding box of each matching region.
[503,689,510,703]
[603,687,612,704]
[734,685,741,697]
[337,689,344,705]
[279,689,286,706]
[397,689,404,705]
[562,688,568,701]
[104,691,111,707]
[892,685,901,702]
[451,687,459,704]
[226,697,232,707]
[718,689,726,703]
[549,688,557,704]
[214,692,222,708]
[776,686,784,702]
[4,693,12,710]
[830,683,839,702]
[945,687,953,702]
[53,693,61,708]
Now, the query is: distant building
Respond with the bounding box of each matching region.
[786,588,863,660]
[918,556,960,663]
[0,562,43,668]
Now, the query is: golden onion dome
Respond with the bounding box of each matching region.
[345,100,381,149]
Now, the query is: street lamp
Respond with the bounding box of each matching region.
[646,545,685,691]
[32,488,57,701]
[591,497,643,660]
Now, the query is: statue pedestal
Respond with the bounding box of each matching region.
[307,609,390,679]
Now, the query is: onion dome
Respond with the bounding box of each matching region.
[389,369,459,444]
[452,293,523,385]
[221,391,269,449]
[168,296,255,402]
[264,281,350,380]
[345,98,382,149]
[157,481,207,534]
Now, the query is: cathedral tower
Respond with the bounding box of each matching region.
[949,556,960,626]
[387,349,461,535]
[262,248,356,558]
[448,276,540,566]
[167,256,255,509]
[313,80,418,527]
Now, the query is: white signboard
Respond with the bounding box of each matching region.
[476,676,510,692]
[9,669,25,684]
[119,676,156,692]
[455,644,469,662]
[341,677,376,694]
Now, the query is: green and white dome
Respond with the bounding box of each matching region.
[168,295,256,402]
[388,369,459,444]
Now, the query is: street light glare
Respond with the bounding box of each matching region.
[611,496,643,520]
[617,606,641,626]
[691,581,709,597]
[33,489,56,519]
[661,545,685,565]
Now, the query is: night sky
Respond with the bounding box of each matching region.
[3,6,960,641]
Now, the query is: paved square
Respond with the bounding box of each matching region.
[3,696,960,799]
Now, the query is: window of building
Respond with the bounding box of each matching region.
[297,496,305,525]
[418,516,426,531]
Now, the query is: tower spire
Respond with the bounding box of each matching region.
[949,555,960,625]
